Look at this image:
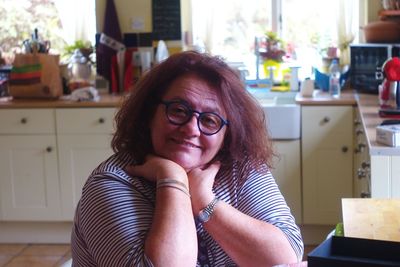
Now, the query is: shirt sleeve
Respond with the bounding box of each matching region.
[236,165,304,260]
[77,173,155,267]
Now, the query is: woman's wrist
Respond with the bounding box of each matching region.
[157,178,191,197]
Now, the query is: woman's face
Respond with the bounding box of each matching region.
[149,74,227,171]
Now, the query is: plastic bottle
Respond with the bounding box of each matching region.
[329,59,341,98]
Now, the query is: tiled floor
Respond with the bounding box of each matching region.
[0,243,316,266]
[0,244,71,267]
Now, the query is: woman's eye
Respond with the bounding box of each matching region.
[201,114,220,128]
[170,105,189,116]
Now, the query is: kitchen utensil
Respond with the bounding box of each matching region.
[342,198,400,242]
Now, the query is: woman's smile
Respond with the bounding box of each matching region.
[171,138,201,149]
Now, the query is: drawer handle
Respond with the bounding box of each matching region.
[98,118,105,124]
[322,117,330,123]
[361,161,370,169]
[46,146,53,153]
[360,192,371,198]
[341,146,348,153]
[20,117,28,124]
[354,143,366,153]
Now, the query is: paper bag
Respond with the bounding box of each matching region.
[9,53,62,99]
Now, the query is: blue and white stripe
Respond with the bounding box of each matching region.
[71,153,303,266]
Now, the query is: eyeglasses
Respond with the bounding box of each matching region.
[160,100,229,136]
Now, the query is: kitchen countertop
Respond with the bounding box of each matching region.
[1,89,399,156]
[0,93,125,108]
[295,89,357,105]
[355,92,400,156]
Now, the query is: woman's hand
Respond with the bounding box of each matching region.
[125,155,188,184]
[188,161,221,213]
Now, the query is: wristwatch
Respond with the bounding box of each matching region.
[197,197,219,223]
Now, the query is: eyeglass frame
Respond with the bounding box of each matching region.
[160,100,229,136]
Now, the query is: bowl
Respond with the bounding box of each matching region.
[363,20,400,43]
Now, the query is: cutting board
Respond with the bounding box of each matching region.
[342,198,400,242]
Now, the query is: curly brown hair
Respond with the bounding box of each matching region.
[111,51,275,169]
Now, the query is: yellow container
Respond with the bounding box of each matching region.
[263,59,290,91]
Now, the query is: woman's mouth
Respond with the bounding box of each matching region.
[172,138,200,148]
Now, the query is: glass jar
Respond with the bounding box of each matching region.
[68,49,92,82]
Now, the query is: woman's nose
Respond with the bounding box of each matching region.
[179,114,201,136]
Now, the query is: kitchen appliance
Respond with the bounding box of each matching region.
[350,43,400,94]
[378,57,400,118]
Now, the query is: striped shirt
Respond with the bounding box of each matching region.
[71,152,303,266]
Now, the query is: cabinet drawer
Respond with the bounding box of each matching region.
[302,106,353,146]
[56,108,117,134]
[0,109,55,134]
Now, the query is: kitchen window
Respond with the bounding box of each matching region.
[190,0,364,80]
[0,0,96,63]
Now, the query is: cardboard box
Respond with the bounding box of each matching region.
[308,236,400,267]
[376,124,400,147]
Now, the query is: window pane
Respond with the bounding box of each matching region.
[191,0,272,79]
[281,0,338,78]
[0,0,96,64]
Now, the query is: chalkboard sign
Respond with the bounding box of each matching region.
[152,0,181,40]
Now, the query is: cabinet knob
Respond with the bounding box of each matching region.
[360,192,371,198]
[361,161,370,169]
[322,117,330,123]
[98,117,105,124]
[46,146,53,153]
[342,146,348,153]
[20,117,28,124]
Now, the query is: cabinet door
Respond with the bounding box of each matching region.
[58,135,113,220]
[0,136,61,220]
[302,106,353,225]
[271,140,302,223]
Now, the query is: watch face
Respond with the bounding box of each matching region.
[198,211,209,222]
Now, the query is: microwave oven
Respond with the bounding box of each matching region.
[350,44,400,94]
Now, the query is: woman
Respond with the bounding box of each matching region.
[71,51,303,266]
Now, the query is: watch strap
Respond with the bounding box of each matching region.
[197,197,219,223]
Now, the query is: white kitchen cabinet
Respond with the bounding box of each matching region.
[0,109,62,220]
[271,140,302,223]
[302,106,354,225]
[56,108,115,220]
[0,107,116,222]
[370,156,400,198]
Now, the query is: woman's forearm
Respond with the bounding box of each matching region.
[144,187,197,267]
[203,201,298,267]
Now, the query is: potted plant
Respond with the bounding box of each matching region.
[259,31,288,84]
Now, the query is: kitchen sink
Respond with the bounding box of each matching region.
[247,89,301,139]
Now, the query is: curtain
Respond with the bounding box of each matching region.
[54,0,96,45]
[190,0,215,53]
[336,0,359,66]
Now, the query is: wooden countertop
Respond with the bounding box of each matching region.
[0,93,125,108]
[295,89,357,105]
[1,89,399,155]
[342,198,400,242]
